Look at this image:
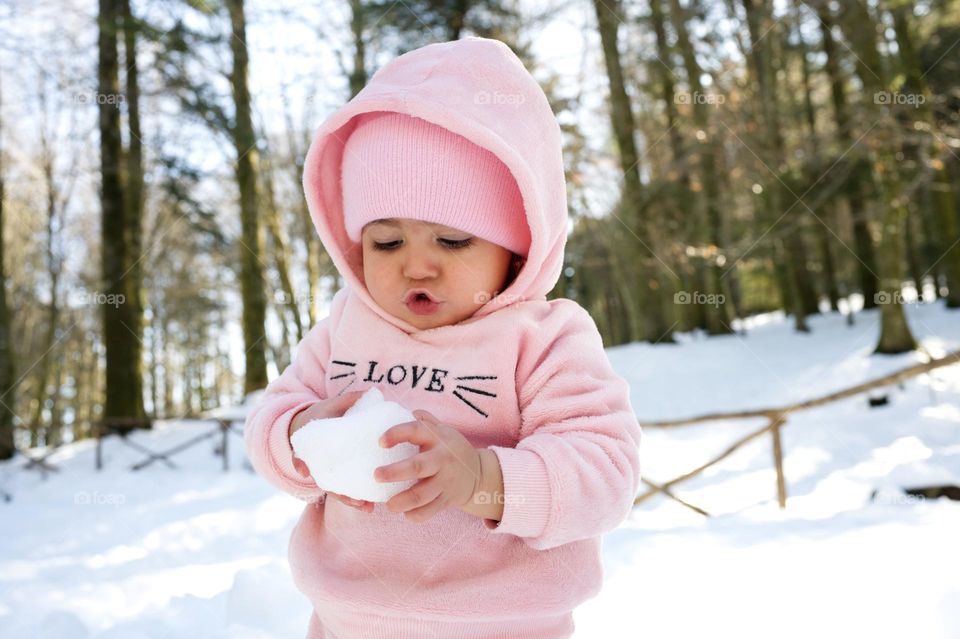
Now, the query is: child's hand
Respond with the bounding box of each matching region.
[292,457,375,513]
[289,391,375,513]
[289,391,366,440]
[374,409,481,523]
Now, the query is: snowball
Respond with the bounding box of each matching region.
[290,387,420,502]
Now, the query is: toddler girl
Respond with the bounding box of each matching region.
[245,36,641,639]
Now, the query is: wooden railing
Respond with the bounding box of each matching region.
[94,416,246,471]
[634,349,960,516]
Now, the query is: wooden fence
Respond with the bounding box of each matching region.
[634,349,960,516]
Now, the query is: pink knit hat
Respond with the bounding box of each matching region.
[341,112,530,257]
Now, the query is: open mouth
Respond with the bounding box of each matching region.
[404,289,440,304]
[404,289,442,315]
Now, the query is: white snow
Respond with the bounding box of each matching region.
[1,298,958,638]
[290,386,419,502]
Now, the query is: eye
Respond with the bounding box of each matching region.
[439,237,473,249]
[371,238,473,251]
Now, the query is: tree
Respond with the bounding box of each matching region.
[0,71,15,460]
[226,0,269,393]
[812,0,880,311]
[99,0,147,432]
[740,0,813,332]
[120,0,147,417]
[887,0,960,308]
[365,0,521,47]
[28,75,68,443]
[593,0,675,344]
[831,0,917,352]
[666,0,734,335]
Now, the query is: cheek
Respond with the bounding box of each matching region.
[361,253,383,286]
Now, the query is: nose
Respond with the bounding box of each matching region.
[402,250,440,280]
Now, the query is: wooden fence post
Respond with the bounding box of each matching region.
[770,414,787,509]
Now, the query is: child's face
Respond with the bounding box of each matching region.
[360,218,514,330]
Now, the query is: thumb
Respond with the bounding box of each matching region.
[335,390,366,409]
[292,456,310,478]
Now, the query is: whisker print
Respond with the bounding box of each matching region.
[454,385,497,398]
[330,360,359,382]
[335,378,357,397]
[452,390,489,417]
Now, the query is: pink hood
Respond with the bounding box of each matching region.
[302,36,567,333]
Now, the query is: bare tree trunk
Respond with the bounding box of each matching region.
[904,211,925,298]
[162,312,174,417]
[29,101,63,437]
[593,0,674,344]
[741,0,810,332]
[668,0,734,334]
[120,0,147,425]
[281,98,320,327]
[888,1,960,308]
[792,4,839,312]
[73,320,95,441]
[227,0,268,393]
[100,0,146,432]
[348,0,369,98]
[148,303,161,417]
[260,143,303,342]
[875,156,918,353]
[46,355,65,447]
[814,1,880,311]
[832,0,917,352]
[0,72,14,460]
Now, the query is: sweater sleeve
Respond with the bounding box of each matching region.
[483,303,642,550]
[243,317,333,503]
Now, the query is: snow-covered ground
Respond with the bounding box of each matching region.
[2,298,958,639]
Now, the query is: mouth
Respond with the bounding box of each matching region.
[404,289,441,304]
[404,289,443,316]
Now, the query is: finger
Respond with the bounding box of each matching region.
[328,491,372,507]
[403,492,448,523]
[380,419,437,449]
[292,456,310,478]
[332,494,366,510]
[411,409,438,424]
[386,475,444,514]
[352,500,375,513]
[375,450,438,483]
[332,390,367,413]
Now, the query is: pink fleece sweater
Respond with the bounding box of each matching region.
[244,37,642,639]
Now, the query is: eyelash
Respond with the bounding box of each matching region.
[372,238,474,252]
